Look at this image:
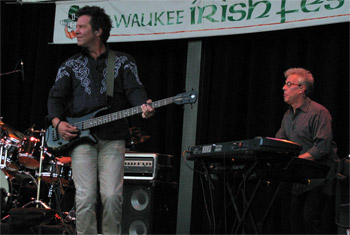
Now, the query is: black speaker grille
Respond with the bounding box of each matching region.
[121,181,177,234]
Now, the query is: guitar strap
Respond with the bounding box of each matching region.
[106,49,116,104]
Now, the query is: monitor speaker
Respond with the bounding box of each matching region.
[121,180,177,234]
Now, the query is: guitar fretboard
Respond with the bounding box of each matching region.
[73,97,174,130]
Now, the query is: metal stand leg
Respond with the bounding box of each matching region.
[22,129,51,209]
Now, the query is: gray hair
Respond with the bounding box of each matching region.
[284,68,314,97]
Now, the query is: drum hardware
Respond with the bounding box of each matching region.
[21,129,51,209]
[18,128,52,170]
[0,140,10,169]
[1,124,75,232]
[47,184,54,207]
[37,167,62,208]
[18,136,41,169]
[0,121,75,232]
[64,206,76,222]
[39,158,72,186]
[0,120,24,141]
[35,129,49,209]
[0,120,24,172]
[1,169,38,220]
[0,139,19,171]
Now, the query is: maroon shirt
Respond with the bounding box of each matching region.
[276,97,337,194]
[276,97,337,165]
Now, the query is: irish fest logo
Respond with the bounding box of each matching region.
[59,5,79,39]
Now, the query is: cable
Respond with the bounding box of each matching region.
[182,150,206,175]
[222,153,227,234]
[53,182,75,235]
[199,167,213,230]
[201,160,217,234]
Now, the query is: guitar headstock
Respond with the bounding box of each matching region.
[173,90,198,105]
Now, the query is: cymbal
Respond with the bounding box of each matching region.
[0,120,24,141]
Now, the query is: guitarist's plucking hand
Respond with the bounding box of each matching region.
[52,118,79,141]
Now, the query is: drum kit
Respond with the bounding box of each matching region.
[0,120,75,223]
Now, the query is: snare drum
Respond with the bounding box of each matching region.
[18,136,41,169]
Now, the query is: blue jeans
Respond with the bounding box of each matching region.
[71,139,125,235]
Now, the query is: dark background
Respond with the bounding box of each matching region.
[1,2,349,234]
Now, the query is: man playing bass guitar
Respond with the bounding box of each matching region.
[47,6,154,235]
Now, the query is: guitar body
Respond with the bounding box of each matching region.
[45,109,102,154]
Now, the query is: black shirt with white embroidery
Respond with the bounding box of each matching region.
[47,48,148,140]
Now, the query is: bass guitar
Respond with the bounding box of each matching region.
[45,91,197,154]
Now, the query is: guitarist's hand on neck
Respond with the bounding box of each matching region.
[141,99,155,119]
[52,117,79,141]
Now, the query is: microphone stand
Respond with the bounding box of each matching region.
[0,69,21,77]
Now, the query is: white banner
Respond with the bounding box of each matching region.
[53,0,350,44]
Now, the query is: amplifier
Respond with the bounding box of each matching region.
[124,152,173,180]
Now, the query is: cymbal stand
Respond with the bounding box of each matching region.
[22,129,50,209]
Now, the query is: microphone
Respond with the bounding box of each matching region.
[20,59,24,81]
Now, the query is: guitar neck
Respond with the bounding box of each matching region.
[76,97,174,130]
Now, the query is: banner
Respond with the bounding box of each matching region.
[53,0,350,44]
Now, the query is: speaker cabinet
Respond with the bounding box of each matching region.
[121,180,177,234]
